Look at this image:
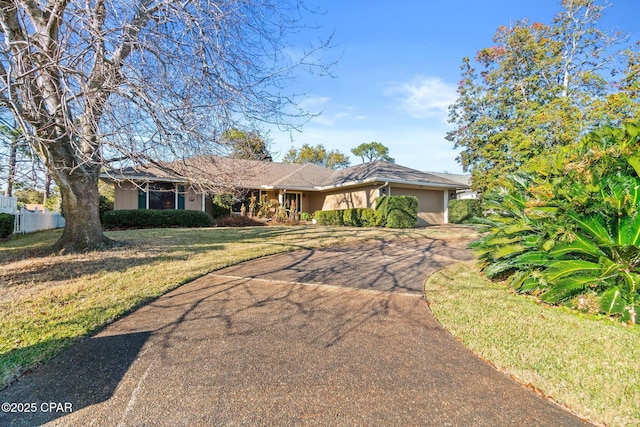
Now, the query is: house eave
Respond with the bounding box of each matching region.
[260,185,316,192]
[315,177,466,191]
[100,172,187,184]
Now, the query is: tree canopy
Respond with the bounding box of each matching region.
[351,142,394,163]
[221,129,272,161]
[0,0,331,251]
[447,0,640,191]
[283,143,350,169]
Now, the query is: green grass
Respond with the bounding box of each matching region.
[425,261,640,427]
[0,225,458,390]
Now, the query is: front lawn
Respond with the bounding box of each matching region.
[425,261,640,427]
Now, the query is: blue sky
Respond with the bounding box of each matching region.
[267,0,640,173]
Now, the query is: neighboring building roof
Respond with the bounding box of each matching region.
[426,171,471,187]
[103,157,467,191]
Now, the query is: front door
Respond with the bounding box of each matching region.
[284,192,301,213]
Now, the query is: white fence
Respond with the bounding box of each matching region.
[14,209,65,234]
[0,195,17,215]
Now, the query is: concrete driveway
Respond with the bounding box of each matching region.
[0,235,591,426]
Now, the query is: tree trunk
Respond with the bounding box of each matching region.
[51,166,114,253]
[44,172,52,204]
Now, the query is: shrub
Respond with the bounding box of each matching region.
[215,216,266,227]
[360,208,383,227]
[448,199,482,224]
[375,196,388,227]
[342,208,362,227]
[314,210,344,226]
[99,194,114,216]
[0,213,14,238]
[313,208,382,227]
[101,209,213,230]
[210,203,230,219]
[300,212,312,222]
[377,195,418,228]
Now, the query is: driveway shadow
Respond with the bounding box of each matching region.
[216,237,475,294]
[0,332,150,426]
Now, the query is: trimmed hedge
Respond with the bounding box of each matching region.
[376,196,418,228]
[314,209,344,226]
[342,208,361,227]
[101,209,213,230]
[448,199,482,224]
[360,208,384,227]
[314,208,383,227]
[0,213,14,238]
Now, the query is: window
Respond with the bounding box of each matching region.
[149,183,175,209]
[137,183,187,210]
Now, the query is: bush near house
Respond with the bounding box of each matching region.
[313,206,390,228]
[314,209,345,226]
[211,202,231,219]
[101,209,213,230]
[449,199,482,224]
[360,208,384,227]
[0,214,14,238]
[342,208,362,226]
[376,195,418,229]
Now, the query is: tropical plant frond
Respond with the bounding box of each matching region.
[569,214,614,246]
[541,276,600,303]
[600,286,626,317]
[543,260,602,282]
[547,233,605,259]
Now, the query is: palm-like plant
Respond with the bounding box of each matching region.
[473,124,640,324]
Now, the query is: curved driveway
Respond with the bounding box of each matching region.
[0,235,590,426]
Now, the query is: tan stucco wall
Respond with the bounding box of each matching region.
[305,192,325,213]
[184,187,203,211]
[113,181,139,210]
[389,186,444,226]
[321,186,377,211]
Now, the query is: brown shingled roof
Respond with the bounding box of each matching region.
[321,161,464,188]
[103,157,465,191]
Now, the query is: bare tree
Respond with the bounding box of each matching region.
[0,0,331,251]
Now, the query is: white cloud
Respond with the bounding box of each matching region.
[301,100,362,127]
[299,94,331,109]
[385,76,457,120]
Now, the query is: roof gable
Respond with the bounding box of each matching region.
[321,161,465,188]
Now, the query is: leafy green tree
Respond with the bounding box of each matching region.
[351,142,394,163]
[447,1,636,192]
[221,128,272,161]
[325,150,351,170]
[283,143,350,169]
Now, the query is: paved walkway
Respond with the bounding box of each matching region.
[0,236,591,426]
